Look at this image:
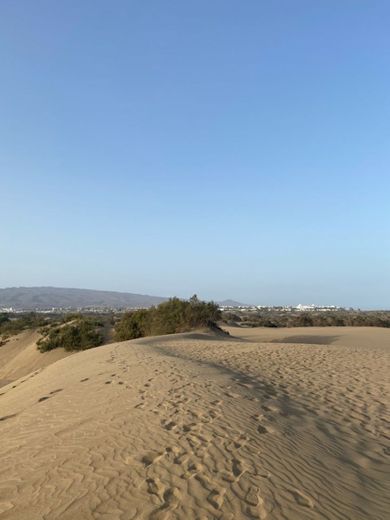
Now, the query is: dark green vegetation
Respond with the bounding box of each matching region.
[1,297,221,352]
[0,312,46,339]
[222,309,390,328]
[114,296,221,341]
[37,316,104,352]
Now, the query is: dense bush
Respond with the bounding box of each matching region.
[115,309,151,340]
[0,312,47,337]
[115,295,221,341]
[37,318,104,352]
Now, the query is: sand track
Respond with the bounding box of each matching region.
[0,329,389,519]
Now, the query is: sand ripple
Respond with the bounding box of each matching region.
[0,329,389,519]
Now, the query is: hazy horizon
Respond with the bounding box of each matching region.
[0,285,387,311]
[1,1,389,309]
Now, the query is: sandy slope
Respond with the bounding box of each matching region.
[0,331,70,388]
[0,328,389,519]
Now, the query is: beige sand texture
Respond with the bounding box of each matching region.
[225,325,390,348]
[0,327,389,519]
[0,331,70,388]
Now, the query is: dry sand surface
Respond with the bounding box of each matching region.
[0,331,70,388]
[0,327,389,519]
[225,325,390,349]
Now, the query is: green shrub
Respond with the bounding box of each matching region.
[114,295,221,341]
[37,318,103,352]
[0,312,47,337]
[114,309,151,341]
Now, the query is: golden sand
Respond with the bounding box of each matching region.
[0,327,389,519]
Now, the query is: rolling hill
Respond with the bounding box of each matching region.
[0,286,167,310]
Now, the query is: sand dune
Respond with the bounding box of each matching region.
[0,328,389,519]
[0,331,70,388]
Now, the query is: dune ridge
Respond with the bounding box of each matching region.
[0,328,389,519]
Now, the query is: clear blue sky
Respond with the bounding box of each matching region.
[1,1,389,308]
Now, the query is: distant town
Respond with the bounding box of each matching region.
[219,304,347,312]
[0,303,350,314]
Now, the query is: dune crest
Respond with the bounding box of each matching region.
[0,329,389,519]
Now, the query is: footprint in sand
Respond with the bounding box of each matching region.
[141,451,164,467]
[232,458,246,479]
[262,402,281,413]
[251,413,265,421]
[182,461,203,479]
[150,487,181,520]
[173,451,188,465]
[225,391,241,399]
[182,423,197,432]
[245,485,268,519]
[161,420,178,431]
[207,488,226,510]
[222,458,246,483]
[146,477,164,500]
[289,489,314,509]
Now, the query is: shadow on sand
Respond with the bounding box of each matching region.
[270,335,340,345]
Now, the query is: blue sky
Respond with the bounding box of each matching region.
[1,1,389,308]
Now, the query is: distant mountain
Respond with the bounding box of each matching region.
[0,287,167,310]
[218,299,248,307]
